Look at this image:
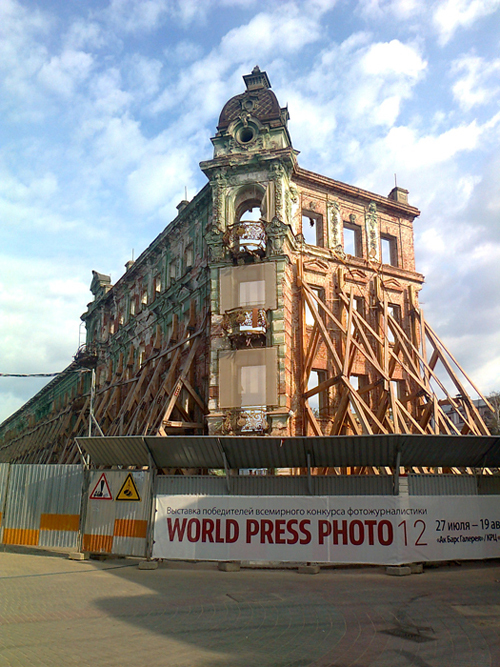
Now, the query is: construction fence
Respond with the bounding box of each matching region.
[1,463,500,565]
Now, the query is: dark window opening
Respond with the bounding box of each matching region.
[343,223,362,257]
[381,235,398,266]
[302,211,324,247]
[305,286,325,326]
[387,303,401,344]
[308,369,328,416]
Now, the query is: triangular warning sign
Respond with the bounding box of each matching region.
[116,473,141,502]
[89,473,113,500]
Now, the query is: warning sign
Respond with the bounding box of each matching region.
[89,473,113,500]
[116,473,141,502]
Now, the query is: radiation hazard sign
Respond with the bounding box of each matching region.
[116,473,141,502]
[89,473,113,500]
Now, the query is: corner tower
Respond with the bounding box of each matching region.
[201,66,297,436]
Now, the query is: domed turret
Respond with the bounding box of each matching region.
[210,66,292,158]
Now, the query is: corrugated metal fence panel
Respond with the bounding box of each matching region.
[232,476,309,496]
[2,465,82,548]
[155,475,393,496]
[113,471,152,557]
[156,475,229,496]
[83,470,152,557]
[38,466,83,548]
[477,475,500,495]
[0,463,10,541]
[408,474,478,496]
[312,475,393,495]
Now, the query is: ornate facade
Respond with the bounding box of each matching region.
[0,67,493,463]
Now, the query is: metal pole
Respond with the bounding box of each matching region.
[88,368,96,438]
[307,452,313,495]
[393,449,401,496]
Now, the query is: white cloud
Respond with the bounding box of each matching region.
[88,67,132,115]
[220,7,322,58]
[0,255,88,372]
[382,121,482,167]
[433,0,500,45]
[452,54,500,111]
[106,0,170,32]
[37,49,94,97]
[168,40,204,63]
[0,0,51,116]
[64,19,106,50]
[357,0,422,19]
[127,144,196,214]
[126,54,163,100]
[360,40,426,77]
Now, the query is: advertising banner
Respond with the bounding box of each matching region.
[153,495,500,565]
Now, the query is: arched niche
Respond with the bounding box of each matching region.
[233,183,266,224]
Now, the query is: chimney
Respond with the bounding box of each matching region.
[388,187,409,205]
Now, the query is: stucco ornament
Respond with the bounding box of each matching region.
[271,162,286,220]
[327,201,342,248]
[366,201,380,261]
[212,171,227,229]
[288,185,300,226]
[205,225,225,262]
[267,215,287,255]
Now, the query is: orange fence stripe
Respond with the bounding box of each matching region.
[113,519,148,539]
[3,528,39,546]
[82,533,113,553]
[40,513,80,532]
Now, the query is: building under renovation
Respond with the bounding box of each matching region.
[0,67,495,465]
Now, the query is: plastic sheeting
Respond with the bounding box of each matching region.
[219,347,278,408]
[219,262,276,312]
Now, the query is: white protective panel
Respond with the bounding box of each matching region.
[220,263,277,312]
[219,347,278,408]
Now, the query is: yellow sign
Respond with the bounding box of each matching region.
[116,473,141,502]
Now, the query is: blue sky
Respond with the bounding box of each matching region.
[1,0,500,422]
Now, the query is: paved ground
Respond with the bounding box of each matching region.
[0,547,499,667]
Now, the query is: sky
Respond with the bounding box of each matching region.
[1,0,499,423]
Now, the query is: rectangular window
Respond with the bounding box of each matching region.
[308,369,328,416]
[343,223,362,257]
[390,379,402,400]
[169,261,178,285]
[302,211,324,247]
[305,286,324,326]
[185,245,194,269]
[141,290,148,307]
[387,303,401,344]
[381,235,398,266]
[130,298,136,317]
[154,275,162,294]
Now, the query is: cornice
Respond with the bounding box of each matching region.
[293,166,420,219]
